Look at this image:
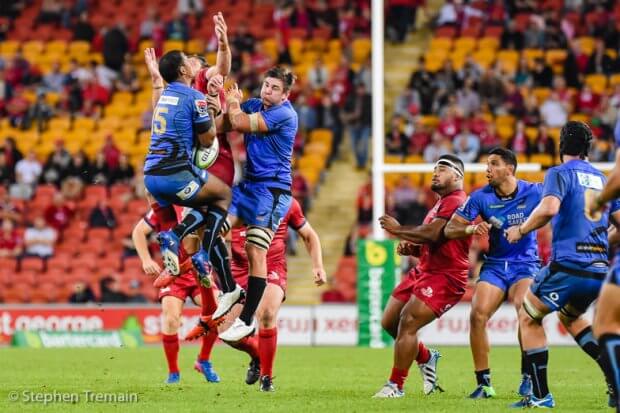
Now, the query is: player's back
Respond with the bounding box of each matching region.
[241,98,298,190]
[144,82,204,173]
[546,160,610,273]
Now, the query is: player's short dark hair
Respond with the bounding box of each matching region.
[560,121,592,160]
[158,50,185,84]
[488,147,518,172]
[437,154,465,177]
[264,66,296,91]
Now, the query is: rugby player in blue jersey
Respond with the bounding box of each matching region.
[445,147,542,399]
[210,67,299,341]
[506,121,620,408]
[585,118,620,411]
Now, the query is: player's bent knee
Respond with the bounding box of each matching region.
[163,314,181,334]
[246,226,273,251]
[469,308,490,328]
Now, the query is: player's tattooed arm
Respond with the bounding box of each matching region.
[297,222,326,286]
[444,214,491,239]
[379,214,446,244]
[144,47,164,109]
[225,83,269,133]
[505,195,560,243]
[132,219,162,276]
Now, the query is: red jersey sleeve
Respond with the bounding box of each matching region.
[194,68,210,94]
[287,199,307,231]
[434,191,465,220]
[143,209,158,230]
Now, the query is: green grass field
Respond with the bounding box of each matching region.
[0,345,611,412]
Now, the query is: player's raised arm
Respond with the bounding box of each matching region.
[444,213,490,239]
[144,48,164,109]
[296,222,326,286]
[379,214,447,244]
[204,12,231,79]
[132,218,161,276]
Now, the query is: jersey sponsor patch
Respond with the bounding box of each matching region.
[195,99,209,116]
[576,242,606,253]
[176,181,200,200]
[576,172,603,190]
[159,95,179,105]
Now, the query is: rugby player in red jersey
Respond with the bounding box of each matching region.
[132,198,222,384]
[372,154,472,398]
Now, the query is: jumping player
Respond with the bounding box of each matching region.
[373,154,471,398]
[506,121,620,408]
[444,147,542,398]
[132,198,221,384]
[213,68,299,341]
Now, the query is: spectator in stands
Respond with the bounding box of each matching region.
[509,120,532,155]
[37,0,63,25]
[437,105,461,139]
[386,115,409,157]
[250,42,274,75]
[292,165,310,213]
[533,125,557,157]
[28,91,54,132]
[102,23,129,72]
[127,279,148,303]
[139,8,158,40]
[576,84,601,115]
[458,55,482,84]
[356,56,372,92]
[343,83,372,170]
[42,140,72,187]
[0,194,21,223]
[409,119,431,155]
[523,94,542,127]
[501,20,524,50]
[72,11,94,42]
[0,153,13,186]
[99,275,128,303]
[307,57,329,91]
[503,80,525,116]
[514,56,533,87]
[393,87,420,120]
[177,0,204,19]
[166,11,190,41]
[356,179,373,225]
[88,199,116,229]
[436,0,457,27]
[0,68,13,115]
[90,153,109,185]
[587,39,615,75]
[6,91,29,128]
[295,92,317,135]
[44,193,73,233]
[423,131,451,163]
[43,62,65,94]
[408,57,435,114]
[115,62,140,93]
[532,58,554,88]
[102,135,120,170]
[453,124,480,163]
[564,40,587,88]
[456,78,480,117]
[523,19,545,49]
[540,91,569,127]
[68,281,96,304]
[316,94,344,165]
[434,60,460,108]
[391,175,418,224]
[0,218,22,258]
[478,67,505,110]
[81,75,110,117]
[109,154,134,185]
[479,123,501,154]
[544,15,567,49]
[11,150,41,200]
[23,216,56,258]
[62,150,90,199]
[230,23,256,71]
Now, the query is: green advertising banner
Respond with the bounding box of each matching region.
[11,330,144,348]
[357,239,400,348]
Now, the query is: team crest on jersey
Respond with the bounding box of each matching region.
[195,99,209,115]
[421,287,433,297]
[176,181,200,200]
[577,172,603,190]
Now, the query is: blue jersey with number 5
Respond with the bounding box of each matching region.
[544,159,619,273]
[144,82,211,173]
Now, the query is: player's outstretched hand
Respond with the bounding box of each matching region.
[207,74,224,95]
[474,221,491,236]
[213,12,228,45]
[584,188,603,221]
[144,48,162,83]
[142,258,162,276]
[505,225,522,244]
[379,214,400,234]
[225,82,243,103]
[313,268,327,286]
[205,93,221,114]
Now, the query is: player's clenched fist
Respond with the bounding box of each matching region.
[379,214,400,234]
[313,268,327,286]
[470,221,491,236]
[505,225,523,243]
[142,257,162,276]
[397,241,421,257]
[207,74,224,95]
[225,82,243,104]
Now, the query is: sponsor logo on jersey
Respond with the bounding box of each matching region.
[159,95,179,105]
[489,204,505,209]
[421,287,433,297]
[577,172,603,190]
[176,181,200,200]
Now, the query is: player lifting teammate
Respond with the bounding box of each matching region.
[373,154,471,398]
[506,121,620,408]
[444,147,542,398]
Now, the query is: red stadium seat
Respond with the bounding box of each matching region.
[19,257,45,273]
[86,227,112,242]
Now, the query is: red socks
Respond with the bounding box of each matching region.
[258,327,278,378]
[416,341,431,365]
[229,335,259,360]
[389,367,409,391]
[199,331,218,362]
[162,333,180,373]
[200,286,217,316]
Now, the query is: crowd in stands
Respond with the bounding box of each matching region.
[0,0,372,303]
